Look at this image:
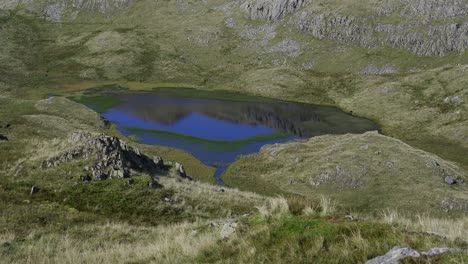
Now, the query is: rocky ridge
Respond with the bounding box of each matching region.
[240,0,468,56]
[240,0,310,21]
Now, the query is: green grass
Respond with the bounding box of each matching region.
[223,132,468,217]
[72,95,123,113]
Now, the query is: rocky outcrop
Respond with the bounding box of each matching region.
[1,0,134,22]
[239,0,467,56]
[367,246,420,264]
[42,132,166,181]
[269,38,302,57]
[366,246,468,264]
[241,0,310,21]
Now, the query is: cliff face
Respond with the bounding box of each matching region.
[240,0,310,21]
[293,11,468,56]
[240,0,468,56]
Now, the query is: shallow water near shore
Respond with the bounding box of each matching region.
[83,88,379,183]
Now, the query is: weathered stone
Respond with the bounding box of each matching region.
[175,162,192,180]
[367,246,468,263]
[422,247,467,256]
[43,132,167,181]
[0,134,8,141]
[148,180,163,189]
[269,38,302,57]
[241,0,310,21]
[30,185,40,195]
[220,219,238,239]
[360,144,369,150]
[153,156,164,168]
[79,175,92,183]
[366,246,420,264]
[444,176,457,185]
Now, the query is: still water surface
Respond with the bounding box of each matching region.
[89,89,379,182]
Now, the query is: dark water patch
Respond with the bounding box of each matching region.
[83,88,379,183]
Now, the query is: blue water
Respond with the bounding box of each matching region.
[91,89,379,183]
[104,110,276,141]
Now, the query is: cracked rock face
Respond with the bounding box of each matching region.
[42,132,166,181]
[241,0,468,56]
[241,0,310,21]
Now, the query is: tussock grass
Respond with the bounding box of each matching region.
[319,195,336,217]
[380,210,468,241]
[256,196,290,220]
[1,221,220,264]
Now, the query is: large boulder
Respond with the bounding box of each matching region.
[42,132,166,180]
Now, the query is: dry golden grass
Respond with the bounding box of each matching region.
[379,210,468,241]
[256,196,290,220]
[2,221,221,264]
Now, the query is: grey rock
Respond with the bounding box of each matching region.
[444,176,457,185]
[43,132,166,180]
[30,185,40,195]
[367,246,468,264]
[175,162,192,180]
[270,38,302,57]
[422,247,467,256]
[241,0,310,21]
[291,4,468,56]
[366,246,420,264]
[220,219,238,239]
[153,156,164,168]
[302,60,315,70]
[361,64,396,75]
[444,96,463,103]
[360,145,369,150]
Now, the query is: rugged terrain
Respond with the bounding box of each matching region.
[0,0,467,263]
[224,131,468,215]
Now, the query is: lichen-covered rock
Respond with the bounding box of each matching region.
[366,246,420,264]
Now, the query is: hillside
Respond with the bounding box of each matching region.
[223,131,468,215]
[0,0,467,262]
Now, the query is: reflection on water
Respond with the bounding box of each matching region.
[92,89,379,182]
